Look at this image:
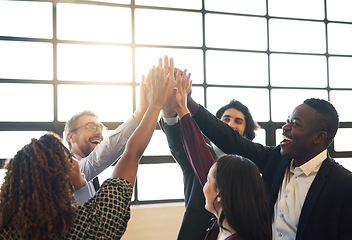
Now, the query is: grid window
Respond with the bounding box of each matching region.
[1,0,352,205]
[0,83,54,122]
[327,0,352,22]
[268,0,325,19]
[0,41,53,80]
[329,57,352,88]
[57,3,131,43]
[334,129,352,152]
[0,1,52,39]
[135,48,204,84]
[57,84,133,122]
[328,23,352,55]
[204,0,266,15]
[330,90,352,122]
[0,131,48,159]
[271,89,328,122]
[135,9,203,46]
[270,54,327,88]
[137,163,184,201]
[135,0,202,10]
[206,87,270,122]
[269,19,326,53]
[206,50,268,86]
[57,44,132,82]
[205,14,267,50]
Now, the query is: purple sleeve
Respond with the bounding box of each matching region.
[180,113,215,186]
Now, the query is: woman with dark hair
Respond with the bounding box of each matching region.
[0,64,170,240]
[173,70,272,240]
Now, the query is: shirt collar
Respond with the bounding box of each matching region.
[290,150,327,176]
[72,152,82,160]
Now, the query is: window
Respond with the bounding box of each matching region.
[1,0,351,203]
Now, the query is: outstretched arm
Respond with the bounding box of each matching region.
[174,70,215,186]
[111,65,171,185]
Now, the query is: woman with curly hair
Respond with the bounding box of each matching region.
[0,62,171,240]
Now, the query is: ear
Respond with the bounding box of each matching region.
[314,131,327,145]
[66,131,75,144]
[216,196,221,204]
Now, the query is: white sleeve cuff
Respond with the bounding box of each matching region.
[163,116,179,126]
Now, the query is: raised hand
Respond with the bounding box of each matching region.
[148,65,169,110]
[174,69,192,118]
[133,73,151,124]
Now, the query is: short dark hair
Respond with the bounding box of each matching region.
[215,100,260,140]
[213,155,272,240]
[303,98,339,147]
[64,110,98,149]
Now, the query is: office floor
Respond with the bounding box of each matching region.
[122,202,185,240]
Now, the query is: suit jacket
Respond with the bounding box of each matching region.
[192,105,352,240]
[159,118,215,240]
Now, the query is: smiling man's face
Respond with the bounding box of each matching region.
[280,103,323,165]
[67,115,104,158]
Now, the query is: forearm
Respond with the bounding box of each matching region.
[111,105,161,185]
[180,113,215,186]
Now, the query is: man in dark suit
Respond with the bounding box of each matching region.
[160,99,260,240]
[186,96,352,240]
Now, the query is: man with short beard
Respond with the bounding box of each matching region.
[65,83,149,205]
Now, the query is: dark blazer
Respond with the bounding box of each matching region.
[159,118,215,240]
[192,105,352,240]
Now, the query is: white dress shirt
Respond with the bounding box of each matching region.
[74,115,138,205]
[273,150,327,240]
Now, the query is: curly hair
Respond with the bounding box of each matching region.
[0,133,77,240]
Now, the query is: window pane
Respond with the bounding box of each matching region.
[191,86,205,106]
[206,50,268,86]
[329,57,352,88]
[253,128,266,145]
[57,3,131,43]
[135,0,201,9]
[205,0,266,15]
[57,44,132,82]
[135,9,202,46]
[0,131,47,159]
[330,90,352,122]
[0,83,53,122]
[205,14,267,51]
[87,0,131,4]
[135,48,204,84]
[144,130,172,156]
[0,1,52,38]
[0,41,53,80]
[207,87,269,122]
[269,0,324,20]
[269,19,326,53]
[137,163,184,200]
[98,165,135,201]
[271,89,328,122]
[276,128,283,145]
[335,158,352,172]
[328,23,352,55]
[327,0,352,22]
[334,129,352,152]
[270,54,327,87]
[57,84,133,122]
